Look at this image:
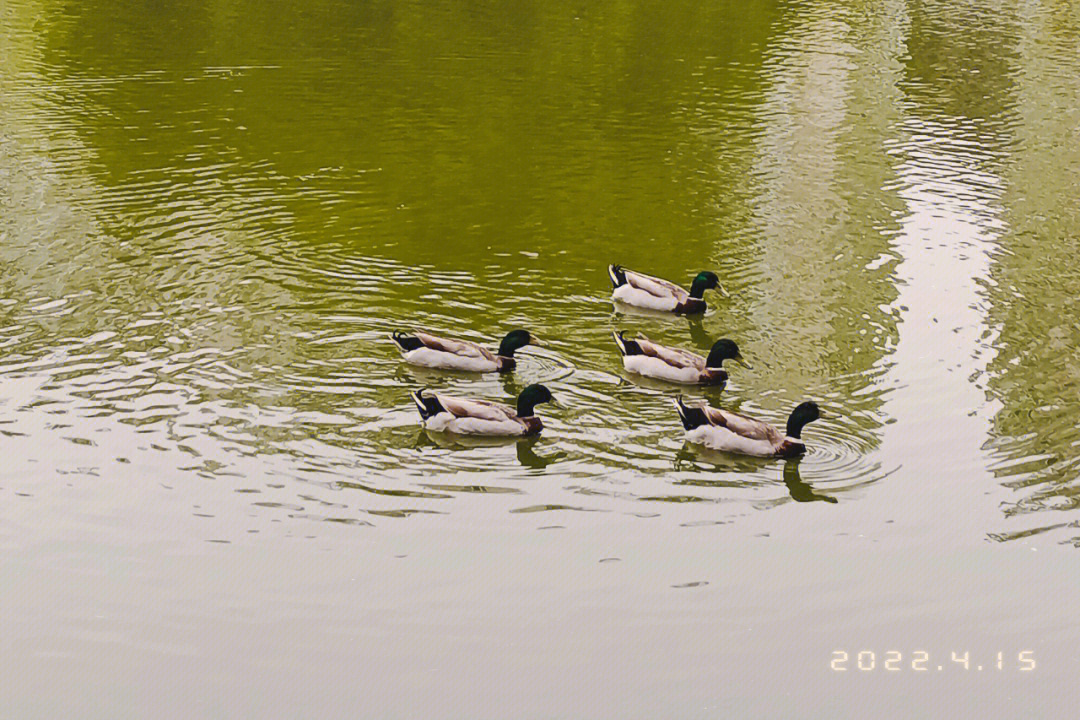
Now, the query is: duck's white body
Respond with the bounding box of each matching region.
[613,332,727,386]
[686,425,802,457]
[612,284,680,312]
[402,347,499,373]
[413,390,543,437]
[424,411,526,436]
[623,354,704,384]
[608,265,709,314]
[675,398,806,458]
[392,331,507,373]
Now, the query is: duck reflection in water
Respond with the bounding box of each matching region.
[783,457,837,504]
[685,315,713,350]
[498,372,522,400]
[414,429,563,469]
[674,445,837,504]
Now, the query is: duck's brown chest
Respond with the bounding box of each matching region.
[675,298,707,315]
[777,440,807,458]
[520,416,544,436]
[701,369,728,387]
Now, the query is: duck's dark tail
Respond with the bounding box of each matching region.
[608,264,627,288]
[391,330,424,353]
[612,330,642,357]
[673,396,709,431]
[411,388,445,420]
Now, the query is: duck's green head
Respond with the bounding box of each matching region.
[517,383,553,417]
[705,339,750,370]
[498,329,533,357]
[786,401,821,439]
[689,271,722,299]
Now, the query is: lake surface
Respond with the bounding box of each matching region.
[3,0,1079,716]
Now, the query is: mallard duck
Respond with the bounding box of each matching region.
[673,396,821,457]
[608,265,724,314]
[391,329,532,372]
[612,331,748,385]
[412,384,554,436]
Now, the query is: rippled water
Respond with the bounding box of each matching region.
[3,0,1080,716]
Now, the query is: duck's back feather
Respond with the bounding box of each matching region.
[624,355,704,384]
[623,270,690,302]
[435,394,516,422]
[635,335,705,370]
[702,406,783,443]
[414,331,495,361]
